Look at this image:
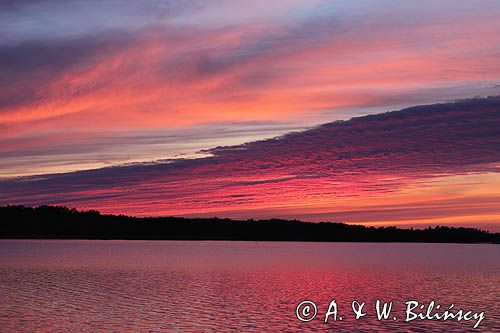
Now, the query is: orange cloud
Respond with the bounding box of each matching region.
[1,98,499,230]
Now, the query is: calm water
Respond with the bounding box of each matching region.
[0,240,499,332]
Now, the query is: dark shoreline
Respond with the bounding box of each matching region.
[1,238,498,245]
[1,205,499,244]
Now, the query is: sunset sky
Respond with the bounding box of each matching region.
[1,1,500,231]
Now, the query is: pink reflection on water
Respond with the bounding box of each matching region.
[0,240,499,332]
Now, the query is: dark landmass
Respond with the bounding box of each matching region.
[0,205,498,243]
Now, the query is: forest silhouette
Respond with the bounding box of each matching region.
[1,205,498,243]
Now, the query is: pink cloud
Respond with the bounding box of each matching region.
[1,98,499,230]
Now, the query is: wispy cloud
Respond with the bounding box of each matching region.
[1,1,500,229]
[1,98,499,229]
[1,1,500,176]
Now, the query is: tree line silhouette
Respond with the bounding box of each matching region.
[1,205,498,243]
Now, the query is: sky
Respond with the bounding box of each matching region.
[1,1,500,230]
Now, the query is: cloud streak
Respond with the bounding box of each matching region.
[1,1,500,230]
[1,1,500,176]
[1,97,499,229]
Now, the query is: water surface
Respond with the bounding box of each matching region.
[0,240,498,332]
